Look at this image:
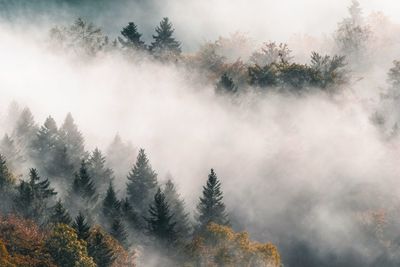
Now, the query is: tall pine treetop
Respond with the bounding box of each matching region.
[126,148,158,215]
[196,169,229,229]
[118,22,146,50]
[0,154,14,189]
[150,17,181,56]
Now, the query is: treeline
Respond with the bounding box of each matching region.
[47,8,361,95]
[0,106,281,266]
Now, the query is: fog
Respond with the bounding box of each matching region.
[2,0,400,266]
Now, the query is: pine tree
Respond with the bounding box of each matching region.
[31,116,59,177]
[12,107,38,155]
[87,228,116,267]
[106,134,136,182]
[0,154,14,190]
[164,178,191,240]
[149,17,181,57]
[126,148,158,216]
[88,148,113,194]
[216,73,237,93]
[59,113,85,168]
[49,199,72,225]
[110,217,128,246]
[118,22,146,50]
[0,134,24,173]
[120,197,140,230]
[72,160,97,201]
[103,182,121,220]
[15,168,57,221]
[196,169,229,230]
[72,212,91,240]
[146,188,177,245]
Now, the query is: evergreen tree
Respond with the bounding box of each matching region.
[216,73,237,94]
[106,134,136,182]
[126,148,158,216]
[149,17,181,58]
[15,168,57,221]
[120,197,140,230]
[72,160,97,201]
[0,134,24,173]
[59,113,85,168]
[196,169,229,230]
[103,182,121,220]
[164,178,191,240]
[118,22,146,50]
[146,188,177,245]
[88,148,113,194]
[110,217,127,246]
[0,154,14,190]
[12,107,38,155]
[72,212,91,240]
[87,228,116,267]
[31,116,59,177]
[49,199,72,225]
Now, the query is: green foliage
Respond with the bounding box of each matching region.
[0,135,24,173]
[0,154,14,190]
[103,182,121,220]
[49,199,72,225]
[146,188,177,245]
[72,212,91,241]
[12,107,37,154]
[15,168,57,221]
[126,148,158,217]
[197,169,229,230]
[110,217,128,247]
[72,160,97,201]
[46,223,96,267]
[250,42,293,66]
[118,22,146,50]
[150,17,181,58]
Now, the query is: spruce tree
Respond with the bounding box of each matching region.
[149,17,181,57]
[49,199,72,225]
[118,22,146,50]
[164,178,191,240]
[59,113,85,168]
[196,169,229,230]
[103,182,121,220]
[0,154,14,190]
[72,160,97,201]
[87,228,116,267]
[216,73,237,94]
[88,148,113,194]
[126,148,158,216]
[15,168,57,221]
[12,107,38,155]
[106,134,136,181]
[0,134,24,173]
[72,212,91,240]
[120,197,140,230]
[110,217,128,246]
[146,188,177,245]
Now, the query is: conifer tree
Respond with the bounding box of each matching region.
[12,107,38,155]
[149,17,181,57]
[72,160,97,201]
[59,113,85,168]
[164,178,191,240]
[88,148,113,194]
[106,134,136,181]
[120,197,140,230]
[15,168,57,221]
[146,188,177,245]
[0,134,24,173]
[0,154,14,191]
[87,228,116,267]
[126,148,158,216]
[103,182,121,220]
[110,217,128,246]
[216,73,237,94]
[49,199,72,225]
[118,22,146,50]
[196,169,229,230]
[72,212,91,240]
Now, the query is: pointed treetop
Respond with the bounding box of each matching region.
[72,211,91,240]
[150,17,181,55]
[119,22,146,49]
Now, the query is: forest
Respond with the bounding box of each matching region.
[2,0,400,266]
